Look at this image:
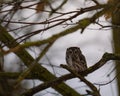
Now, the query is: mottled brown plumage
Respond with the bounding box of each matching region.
[66,47,87,72]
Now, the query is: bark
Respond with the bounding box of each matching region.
[112,0,120,95]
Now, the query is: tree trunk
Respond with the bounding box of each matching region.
[112,0,120,95]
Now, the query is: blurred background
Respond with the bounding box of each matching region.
[0,0,119,96]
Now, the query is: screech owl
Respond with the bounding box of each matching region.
[66,47,87,72]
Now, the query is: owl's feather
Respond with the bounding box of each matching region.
[66,47,87,72]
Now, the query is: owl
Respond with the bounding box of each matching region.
[66,47,87,72]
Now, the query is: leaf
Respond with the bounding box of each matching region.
[104,11,112,20]
[35,1,46,13]
[104,0,114,20]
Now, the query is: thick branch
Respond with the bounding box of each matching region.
[0,53,119,95]
[0,25,82,96]
[21,52,120,95]
[0,3,114,96]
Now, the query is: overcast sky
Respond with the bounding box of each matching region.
[3,0,118,96]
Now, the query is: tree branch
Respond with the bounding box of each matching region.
[0,25,82,96]
[0,53,119,95]
[2,4,110,54]
[21,52,120,95]
[61,65,100,96]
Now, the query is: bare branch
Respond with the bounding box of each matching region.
[61,65,100,96]
[21,52,120,95]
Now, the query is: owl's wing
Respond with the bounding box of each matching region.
[79,53,87,68]
[73,54,87,72]
[66,55,73,66]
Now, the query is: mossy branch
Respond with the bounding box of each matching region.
[21,52,120,95]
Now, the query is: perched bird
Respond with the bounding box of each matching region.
[66,47,87,72]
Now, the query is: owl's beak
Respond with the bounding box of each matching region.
[72,54,77,60]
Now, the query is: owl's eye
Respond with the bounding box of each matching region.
[68,49,73,54]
